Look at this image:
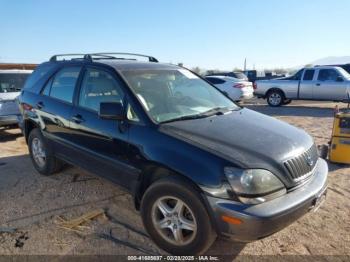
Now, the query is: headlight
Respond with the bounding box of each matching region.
[224,167,286,204]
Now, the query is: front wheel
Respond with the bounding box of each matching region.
[140,177,216,255]
[267,90,284,107]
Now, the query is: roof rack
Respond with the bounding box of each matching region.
[49,53,158,63]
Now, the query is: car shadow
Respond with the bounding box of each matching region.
[327,161,350,172]
[206,238,245,259]
[245,104,335,118]
[0,128,22,142]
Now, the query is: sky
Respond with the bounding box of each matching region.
[0,0,349,70]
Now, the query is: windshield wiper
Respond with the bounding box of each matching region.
[160,114,209,124]
[160,107,231,124]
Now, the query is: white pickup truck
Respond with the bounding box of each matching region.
[254,66,350,106]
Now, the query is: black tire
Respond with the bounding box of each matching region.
[318,144,329,160]
[140,177,216,255]
[28,128,63,176]
[267,89,285,107]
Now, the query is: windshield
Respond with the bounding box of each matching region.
[338,67,350,80]
[0,73,30,93]
[121,69,238,123]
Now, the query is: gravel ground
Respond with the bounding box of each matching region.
[0,100,349,260]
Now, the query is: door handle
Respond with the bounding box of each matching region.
[71,114,84,124]
[36,101,44,109]
[316,83,321,86]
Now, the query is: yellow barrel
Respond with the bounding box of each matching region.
[332,112,350,138]
[329,112,350,164]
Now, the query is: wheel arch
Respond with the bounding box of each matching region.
[134,163,221,236]
[266,87,286,98]
[133,164,205,211]
[24,119,40,143]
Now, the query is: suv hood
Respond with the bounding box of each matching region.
[160,108,314,186]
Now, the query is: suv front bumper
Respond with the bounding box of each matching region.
[205,158,328,242]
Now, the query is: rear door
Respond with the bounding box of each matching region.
[313,69,347,100]
[38,66,82,155]
[69,66,138,190]
[298,69,315,99]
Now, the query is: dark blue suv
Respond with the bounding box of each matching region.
[18,53,328,255]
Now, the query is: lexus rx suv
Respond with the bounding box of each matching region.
[18,53,328,255]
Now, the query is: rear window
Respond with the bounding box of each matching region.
[23,63,56,90]
[0,73,30,93]
[49,67,81,103]
[205,77,226,85]
[303,69,315,81]
[233,72,248,80]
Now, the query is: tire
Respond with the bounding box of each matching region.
[140,177,216,255]
[28,128,63,176]
[318,144,329,160]
[267,90,284,107]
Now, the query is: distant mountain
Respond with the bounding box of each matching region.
[309,56,350,66]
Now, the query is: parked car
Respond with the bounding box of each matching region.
[254,66,350,106]
[0,69,32,128]
[206,71,248,81]
[204,75,254,101]
[18,53,328,255]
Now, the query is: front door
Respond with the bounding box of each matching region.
[69,66,139,190]
[313,69,347,100]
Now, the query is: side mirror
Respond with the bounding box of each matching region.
[99,102,124,120]
[336,76,344,82]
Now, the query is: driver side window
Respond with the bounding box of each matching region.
[317,69,339,82]
[79,68,124,112]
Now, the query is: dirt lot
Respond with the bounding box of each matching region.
[0,100,349,259]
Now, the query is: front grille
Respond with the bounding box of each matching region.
[284,144,319,181]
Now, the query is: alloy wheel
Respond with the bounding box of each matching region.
[31,137,46,168]
[151,196,197,246]
[268,93,282,106]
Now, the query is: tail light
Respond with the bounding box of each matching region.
[22,103,33,111]
[233,83,245,89]
[253,82,257,90]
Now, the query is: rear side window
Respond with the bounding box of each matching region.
[23,63,55,90]
[318,69,339,81]
[303,70,315,81]
[49,67,81,103]
[78,68,124,112]
[205,77,225,85]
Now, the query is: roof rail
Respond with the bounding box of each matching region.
[49,54,93,62]
[49,52,158,63]
[91,53,158,62]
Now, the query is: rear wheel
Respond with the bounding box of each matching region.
[28,128,63,175]
[267,90,284,107]
[140,177,216,255]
